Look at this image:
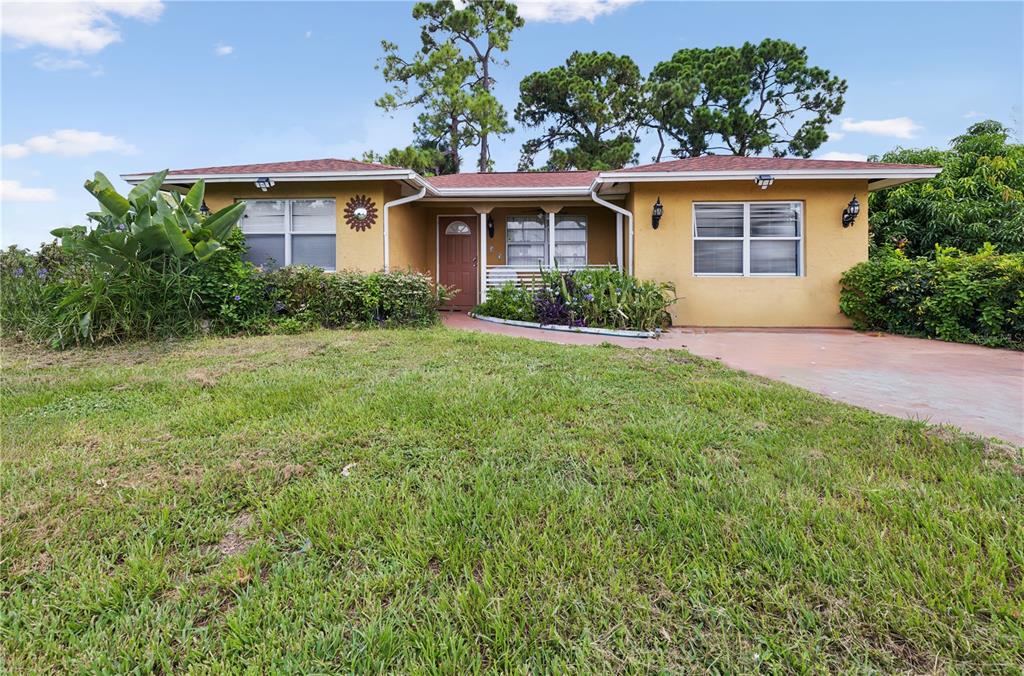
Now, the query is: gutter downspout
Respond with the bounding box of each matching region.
[382,186,427,272]
[590,186,633,275]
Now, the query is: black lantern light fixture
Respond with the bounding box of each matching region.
[199,200,211,216]
[842,195,860,228]
[651,197,664,229]
[254,177,275,192]
[487,215,495,239]
[754,174,774,190]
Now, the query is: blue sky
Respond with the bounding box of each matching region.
[2,0,1021,248]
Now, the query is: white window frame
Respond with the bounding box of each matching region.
[692,201,804,277]
[238,198,336,270]
[554,214,589,269]
[505,214,548,268]
[505,213,589,269]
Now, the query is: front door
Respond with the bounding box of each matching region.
[438,216,478,309]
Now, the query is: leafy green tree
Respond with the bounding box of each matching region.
[515,51,644,171]
[377,0,523,173]
[869,120,1024,256]
[646,39,846,160]
[360,140,456,176]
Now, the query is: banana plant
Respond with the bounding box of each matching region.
[52,170,246,270]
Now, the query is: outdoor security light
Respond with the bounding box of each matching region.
[254,177,275,192]
[652,197,664,229]
[199,200,211,216]
[754,174,774,190]
[487,215,495,239]
[842,196,860,227]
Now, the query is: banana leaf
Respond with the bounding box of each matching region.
[184,180,206,213]
[202,202,246,241]
[84,173,130,219]
[161,219,194,257]
[127,170,168,207]
[193,240,222,262]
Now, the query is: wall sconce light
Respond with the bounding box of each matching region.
[754,174,774,190]
[487,215,495,239]
[842,195,860,228]
[652,197,664,229]
[254,177,275,192]
[199,200,210,216]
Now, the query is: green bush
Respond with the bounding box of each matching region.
[474,282,537,322]
[840,245,1024,349]
[0,242,87,341]
[473,268,675,332]
[266,266,448,328]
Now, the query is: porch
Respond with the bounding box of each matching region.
[395,201,630,309]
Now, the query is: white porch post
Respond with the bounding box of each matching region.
[479,211,488,303]
[615,213,623,271]
[547,210,556,269]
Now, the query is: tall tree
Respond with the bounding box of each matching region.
[378,0,523,173]
[515,51,644,171]
[869,120,1024,256]
[360,140,457,177]
[646,39,846,160]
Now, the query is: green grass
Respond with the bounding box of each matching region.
[2,328,1021,672]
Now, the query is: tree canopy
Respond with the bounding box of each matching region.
[869,120,1024,257]
[515,51,644,171]
[646,39,847,160]
[360,141,456,177]
[376,0,523,173]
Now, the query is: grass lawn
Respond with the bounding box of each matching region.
[2,327,1021,672]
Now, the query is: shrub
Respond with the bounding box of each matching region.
[474,282,537,322]
[839,245,1024,349]
[473,268,675,332]
[0,242,87,341]
[266,266,448,328]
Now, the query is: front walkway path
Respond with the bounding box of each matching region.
[443,312,1023,444]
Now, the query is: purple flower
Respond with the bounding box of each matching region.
[584,293,594,301]
[116,223,126,232]
[37,268,48,279]
[233,294,241,301]
[13,267,24,278]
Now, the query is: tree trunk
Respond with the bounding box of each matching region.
[478,56,491,173]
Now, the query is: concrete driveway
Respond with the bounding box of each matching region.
[444,313,1024,444]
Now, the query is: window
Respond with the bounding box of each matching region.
[555,214,587,268]
[505,214,588,268]
[240,198,336,270]
[505,215,546,267]
[693,202,802,276]
[445,221,471,235]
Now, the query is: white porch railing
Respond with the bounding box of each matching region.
[485,264,616,291]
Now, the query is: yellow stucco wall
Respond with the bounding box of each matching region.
[630,180,869,327]
[203,181,386,272]
[385,185,430,273]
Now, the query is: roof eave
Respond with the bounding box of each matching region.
[120,169,436,194]
[591,167,941,191]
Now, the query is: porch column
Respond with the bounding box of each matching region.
[473,206,492,304]
[541,205,562,270]
[615,213,623,271]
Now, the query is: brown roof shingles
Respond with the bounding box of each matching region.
[165,158,400,176]
[619,155,934,172]
[426,170,598,189]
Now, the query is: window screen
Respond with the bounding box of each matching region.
[554,215,587,268]
[506,215,547,267]
[693,202,802,276]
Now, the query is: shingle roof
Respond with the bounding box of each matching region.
[165,158,400,176]
[426,170,598,189]
[618,155,934,172]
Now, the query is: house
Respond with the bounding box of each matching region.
[122,156,939,327]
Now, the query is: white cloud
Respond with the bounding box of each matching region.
[514,0,640,22]
[840,117,922,139]
[963,110,985,119]
[305,30,313,39]
[32,53,104,75]
[2,129,137,159]
[0,180,57,203]
[817,151,869,162]
[214,43,233,56]
[1,1,164,54]
[826,130,845,141]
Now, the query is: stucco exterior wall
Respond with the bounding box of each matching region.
[630,180,869,327]
[203,181,386,272]
[385,185,430,273]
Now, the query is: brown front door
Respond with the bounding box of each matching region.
[438,216,479,309]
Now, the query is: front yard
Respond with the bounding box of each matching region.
[2,328,1021,671]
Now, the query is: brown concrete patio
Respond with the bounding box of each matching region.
[443,312,1024,445]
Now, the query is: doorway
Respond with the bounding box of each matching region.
[438,216,479,310]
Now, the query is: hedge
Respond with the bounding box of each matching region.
[839,245,1024,349]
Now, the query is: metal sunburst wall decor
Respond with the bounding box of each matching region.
[344,194,377,231]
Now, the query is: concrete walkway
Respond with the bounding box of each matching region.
[443,312,1024,444]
